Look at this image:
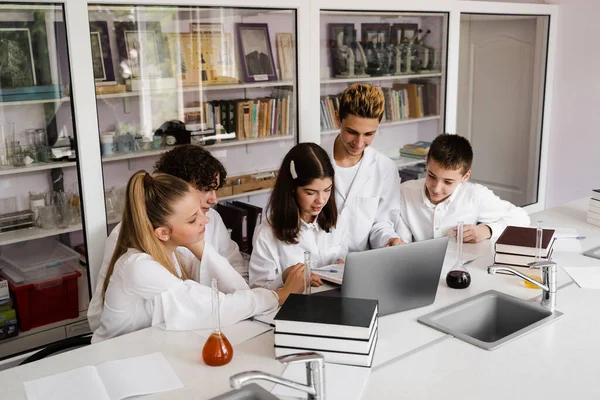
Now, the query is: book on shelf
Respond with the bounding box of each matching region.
[274,294,378,340]
[409,80,439,116]
[183,88,291,141]
[399,141,431,160]
[494,248,554,267]
[275,334,378,368]
[495,226,556,257]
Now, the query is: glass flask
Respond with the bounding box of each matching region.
[446,221,472,289]
[201,278,233,366]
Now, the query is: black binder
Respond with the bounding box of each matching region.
[215,202,249,253]
[228,201,263,254]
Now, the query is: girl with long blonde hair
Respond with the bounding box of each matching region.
[92,171,305,343]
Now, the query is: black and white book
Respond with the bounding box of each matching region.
[274,294,378,340]
[275,334,378,368]
[275,321,378,354]
[592,189,600,202]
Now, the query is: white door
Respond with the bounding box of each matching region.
[457,15,548,206]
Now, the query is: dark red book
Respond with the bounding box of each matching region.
[495,226,555,257]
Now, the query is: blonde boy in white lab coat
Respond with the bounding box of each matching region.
[250,143,347,290]
[330,83,403,252]
[395,134,530,243]
[92,171,305,343]
[88,145,246,333]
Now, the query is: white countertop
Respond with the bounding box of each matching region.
[2,197,599,399]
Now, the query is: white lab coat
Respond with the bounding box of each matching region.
[395,178,531,242]
[330,144,401,252]
[91,244,277,343]
[88,208,246,333]
[249,219,348,290]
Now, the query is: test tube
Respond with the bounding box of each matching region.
[456,220,464,267]
[304,251,312,295]
[535,220,543,261]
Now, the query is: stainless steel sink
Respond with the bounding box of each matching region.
[418,290,563,350]
[210,383,279,400]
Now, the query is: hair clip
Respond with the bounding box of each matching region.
[290,160,298,179]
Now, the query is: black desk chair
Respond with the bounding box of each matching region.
[20,335,91,365]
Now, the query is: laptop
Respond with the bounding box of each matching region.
[315,237,449,316]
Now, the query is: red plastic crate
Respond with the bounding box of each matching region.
[6,269,81,331]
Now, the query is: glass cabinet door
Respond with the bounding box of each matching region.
[87,4,298,235]
[319,10,448,182]
[0,3,89,359]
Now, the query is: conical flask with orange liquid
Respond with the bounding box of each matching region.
[202,278,233,366]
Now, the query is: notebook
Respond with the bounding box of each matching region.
[23,352,183,400]
[313,263,345,285]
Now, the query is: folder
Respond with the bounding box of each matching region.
[228,201,263,254]
[216,202,249,253]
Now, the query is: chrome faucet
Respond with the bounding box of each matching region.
[488,260,557,312]
[230,352,325,400]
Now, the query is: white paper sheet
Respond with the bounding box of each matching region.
[192,320,271,345]
[96,352,183,400]
[24,366,109,400]
[552,228,584,253]
[23,353,182,400]
[563,267,600,289]
[271,362,371,400]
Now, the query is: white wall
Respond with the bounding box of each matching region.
[542,0,600,207]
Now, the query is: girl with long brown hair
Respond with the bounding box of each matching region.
[92,171,304,343]
[249,143,348,290]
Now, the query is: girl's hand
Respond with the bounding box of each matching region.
[275,263,306,305]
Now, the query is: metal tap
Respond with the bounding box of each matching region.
[230,352,325,400]
[488,260,557,312]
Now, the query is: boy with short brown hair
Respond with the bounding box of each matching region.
[395,133,530,243]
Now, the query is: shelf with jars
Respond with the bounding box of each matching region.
[0,4,89,359]
[319,10,447,181]
[87,4,298,212]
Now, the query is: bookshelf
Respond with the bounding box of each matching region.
[319,10,447,167]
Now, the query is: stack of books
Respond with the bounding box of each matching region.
[494,226,556,267]
[588,189,600,227]
[274,294,378,367]
[400,141,431,160]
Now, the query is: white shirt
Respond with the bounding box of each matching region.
[91,244,277,343]
[333,159,361,209]
[88,208,246,333]
[330,144,401,252]
[249,219,348,290]
[395,178,531,243]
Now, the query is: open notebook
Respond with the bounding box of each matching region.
[24,352,183,400]
[313,263,345,285]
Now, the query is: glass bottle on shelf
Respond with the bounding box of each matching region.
[202,278,233,366]
[524,220,544,288]
[446,221,472,289]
